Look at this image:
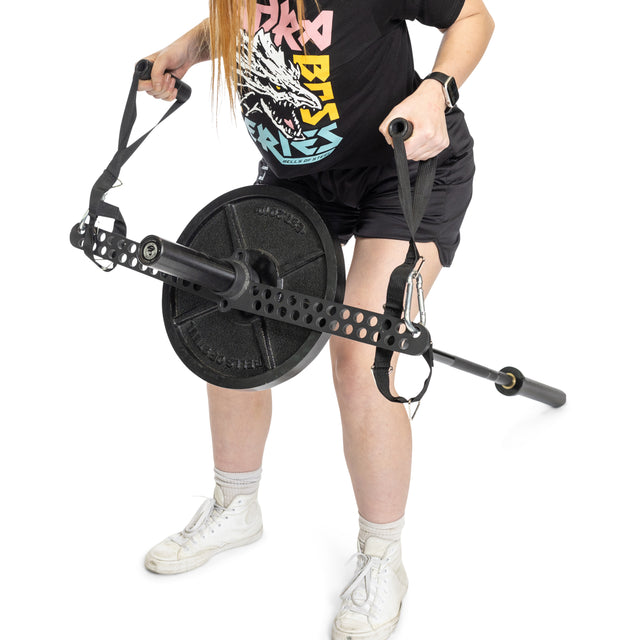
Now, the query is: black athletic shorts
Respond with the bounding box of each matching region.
[255,107,475,267]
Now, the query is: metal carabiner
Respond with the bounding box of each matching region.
[403,260,427,337]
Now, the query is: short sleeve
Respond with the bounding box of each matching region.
[400,0,465,29]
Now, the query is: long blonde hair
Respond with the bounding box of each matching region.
[208,0,308,110]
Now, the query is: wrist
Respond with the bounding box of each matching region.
[417,78,447,112]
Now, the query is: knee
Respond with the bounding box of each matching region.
[330,338,379,401]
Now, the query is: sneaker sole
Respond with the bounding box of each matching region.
[331,605,402,640]
[144,528,263,575]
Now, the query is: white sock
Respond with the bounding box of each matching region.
[358,514,405,551]
[214,467,262,508]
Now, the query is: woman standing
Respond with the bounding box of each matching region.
[140,2,494,638]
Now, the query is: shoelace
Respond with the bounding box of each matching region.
[169,498,226,546]
[339,552,389,620]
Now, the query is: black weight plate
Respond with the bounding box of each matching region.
[162,185,345,389]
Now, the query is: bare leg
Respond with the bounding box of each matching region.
[331,238,442,524]
[207,385,272,472]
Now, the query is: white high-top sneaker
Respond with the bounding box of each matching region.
[144,486,263,575]
[332,537,409,640]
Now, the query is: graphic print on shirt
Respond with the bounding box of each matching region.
[238,2,342,167]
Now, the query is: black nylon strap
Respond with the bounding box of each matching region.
[371,126,437,407]
[83,65,188,270]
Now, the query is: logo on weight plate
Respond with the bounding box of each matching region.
[187,323,263,370]
[256,205,307,234]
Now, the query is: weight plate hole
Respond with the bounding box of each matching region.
[386,335,395,346]
[343,324,353,335]
[316,317,326,328]
[291,310,300,320]
[372,331,380,342]
[313,302,323,313]
[262,290,272,300]
[396,323,407,334]
[327,306,337,316]
[130,258,138,268]
[329,320,340,331]
[400,339,409,351]
[99,232,107,242]
[357,328,367,339]
[254,301,262,311]
[303,314,313,324]
[340,309,350,320]
[288,295,297,306]
[100,246,107,256]
[381,319,392,331]
[266,303,274,313]
[119,254,127,264]
[128,243,137,254]
[354,312,364,324]
[252,285,260,296]
[368,315,378,327]
[278,307,287,317]
[302,298,310,309]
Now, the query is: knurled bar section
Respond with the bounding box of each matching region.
[71,225,430,355]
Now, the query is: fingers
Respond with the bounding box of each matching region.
[403,128,449,161]
[379,117,449,161]
[136,54,179,101]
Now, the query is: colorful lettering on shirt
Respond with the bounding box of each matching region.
[240,2,342,167]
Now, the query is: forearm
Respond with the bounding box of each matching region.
[184,18,212,64]
[430,5,495,87]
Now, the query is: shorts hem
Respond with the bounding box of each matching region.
[351,232,454,268]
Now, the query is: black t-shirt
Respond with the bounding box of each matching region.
[238,0,465,178]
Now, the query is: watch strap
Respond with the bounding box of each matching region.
[424,72,458,111]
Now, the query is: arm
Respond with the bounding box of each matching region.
[379,0,495,161]
[138,19,211,101]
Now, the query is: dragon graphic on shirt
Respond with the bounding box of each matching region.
[238,29,322,141]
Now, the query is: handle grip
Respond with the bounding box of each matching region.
[135,59,192,104]
[388,117,413,140]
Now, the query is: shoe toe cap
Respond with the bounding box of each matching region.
[334,611,372,633]
[146,539,184,563]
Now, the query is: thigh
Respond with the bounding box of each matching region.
[341,237,441,313]
[330,238,441,366]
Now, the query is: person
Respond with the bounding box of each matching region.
[139,1,494,638]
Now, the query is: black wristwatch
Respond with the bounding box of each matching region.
[424,72,459,112]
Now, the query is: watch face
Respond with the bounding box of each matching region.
[444,76,459,107]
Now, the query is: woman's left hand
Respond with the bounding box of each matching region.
[379,79,450,161]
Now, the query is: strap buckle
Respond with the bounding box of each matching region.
[403,259,426,337]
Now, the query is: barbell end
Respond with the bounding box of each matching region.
[495,366,567,408]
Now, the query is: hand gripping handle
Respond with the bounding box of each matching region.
[135,59,192,103]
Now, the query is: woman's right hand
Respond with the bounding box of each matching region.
[138,21,208,101]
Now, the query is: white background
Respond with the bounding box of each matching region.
[1,1,638,638]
